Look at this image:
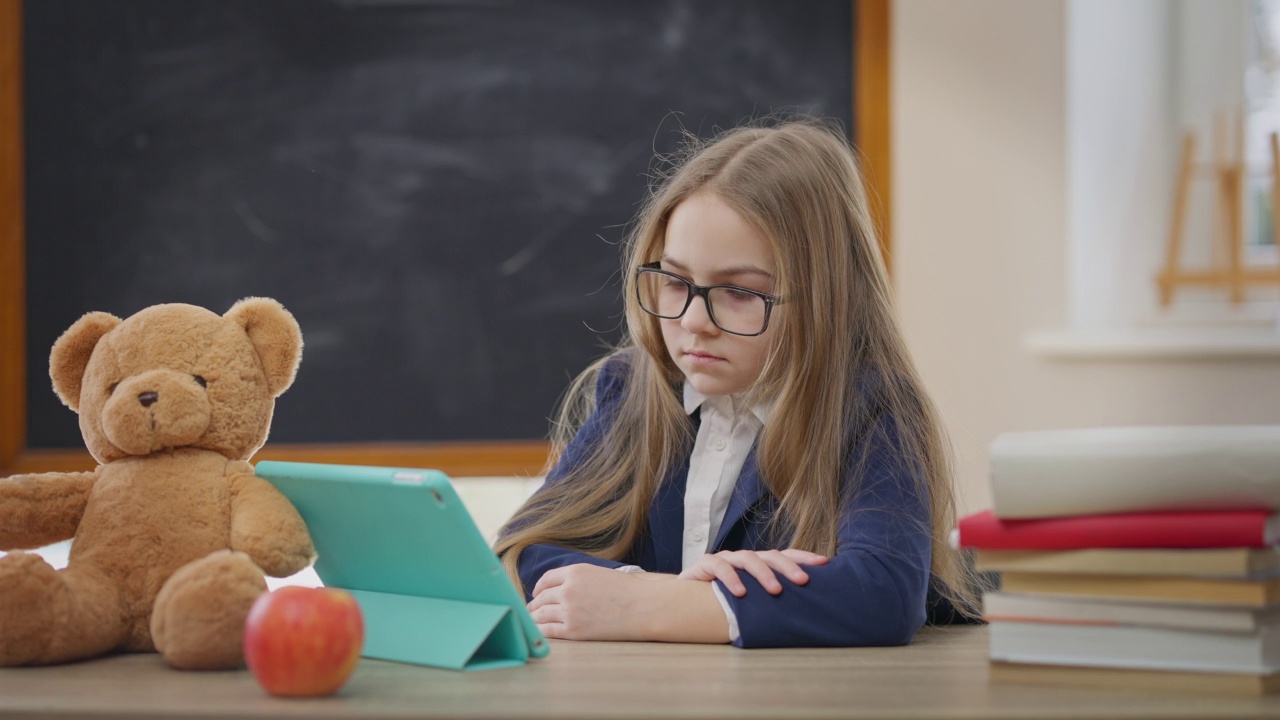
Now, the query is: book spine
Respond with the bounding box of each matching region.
[990,429,1280,519]
[972,548,1261,576]
[988,620,1280,674]
[999,572,1273,606]
[959,511,1271,550]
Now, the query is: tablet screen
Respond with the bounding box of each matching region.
[254,461,549,659]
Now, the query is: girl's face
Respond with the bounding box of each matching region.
[655,191,777,397]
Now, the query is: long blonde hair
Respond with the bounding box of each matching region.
[495,117,978,618]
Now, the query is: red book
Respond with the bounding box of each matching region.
[956,509,1280,550]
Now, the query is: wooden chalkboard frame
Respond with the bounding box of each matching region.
[0,0,891,477]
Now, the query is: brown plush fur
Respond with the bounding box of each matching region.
[0,298,315,669]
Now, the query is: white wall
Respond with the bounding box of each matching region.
[893,0,1280,516]
[1066,0,1174,330]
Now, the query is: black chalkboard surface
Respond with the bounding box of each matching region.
[23,0,854,447]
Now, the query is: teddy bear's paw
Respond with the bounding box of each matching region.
[0,552,61,665]
[152,550,267,670]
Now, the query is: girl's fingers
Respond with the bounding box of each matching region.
[527,598,564,624]
[781,548,830,565]
[677,564,714,583]
[758,550,810,585]
[730,552,783,594]
[531,567,567,598]
[709,556,748,597]
[536,622,568,639]
[681,549,830,596]
[526,586,559,613]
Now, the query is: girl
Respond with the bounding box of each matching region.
[495,117,978,647]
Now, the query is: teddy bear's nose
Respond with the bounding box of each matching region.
[138,391,159,408]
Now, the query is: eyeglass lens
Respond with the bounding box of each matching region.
[637,270,768,335]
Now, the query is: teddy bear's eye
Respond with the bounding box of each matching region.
[107,382,119,396]
[193,375,207,388]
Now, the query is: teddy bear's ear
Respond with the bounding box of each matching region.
[50,311,122,411]
[225,297,303,398]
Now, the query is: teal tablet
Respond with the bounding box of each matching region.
[254,460,549,671]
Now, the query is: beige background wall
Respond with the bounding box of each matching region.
[892,0,1280,516]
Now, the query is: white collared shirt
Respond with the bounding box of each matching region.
[617,382,769,642]
[680,383,768,571]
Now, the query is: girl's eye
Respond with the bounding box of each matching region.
[193,375,207,388]
[107,382,119,396]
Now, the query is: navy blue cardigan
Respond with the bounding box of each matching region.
[515,357,934,648]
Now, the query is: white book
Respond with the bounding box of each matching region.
[988,619,1280,674]
[989,425,1280,519]
[974,547,1280,578]
[984,591,1280,633]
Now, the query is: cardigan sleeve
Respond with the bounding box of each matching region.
[511,354,635,600]
[713,414,933,648]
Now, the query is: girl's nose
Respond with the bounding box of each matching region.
[680,294,719,335]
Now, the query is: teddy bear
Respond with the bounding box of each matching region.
[0,298,316,670]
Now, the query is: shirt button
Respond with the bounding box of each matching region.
[713,438,727,451]
[692,530,705,542]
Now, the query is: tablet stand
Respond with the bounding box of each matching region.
[348,589,530,671]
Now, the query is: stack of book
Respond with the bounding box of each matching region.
[958,425,1280,695]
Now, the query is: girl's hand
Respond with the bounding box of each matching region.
[528,563,670,641]
[677,549,829,597]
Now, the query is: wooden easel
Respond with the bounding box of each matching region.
[1157,112,1280,306]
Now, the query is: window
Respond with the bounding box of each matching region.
[1030,0,1280,359]
[1246,0,1280,265]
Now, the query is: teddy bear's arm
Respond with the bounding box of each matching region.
[228,472,317,578]
[0,470,98,550]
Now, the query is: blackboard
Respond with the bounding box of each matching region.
[23,0,854,448]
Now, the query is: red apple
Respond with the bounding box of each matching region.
[243,586,364,697]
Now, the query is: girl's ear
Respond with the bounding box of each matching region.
[50,311,122,411]
[224,297,303,398]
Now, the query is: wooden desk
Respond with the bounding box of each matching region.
[1,626,1277,720]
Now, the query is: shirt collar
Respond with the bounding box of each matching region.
[682,381,772,425]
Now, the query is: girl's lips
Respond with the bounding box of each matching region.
[684,350,724,364]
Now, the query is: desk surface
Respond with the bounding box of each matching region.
[0,626,1278,720]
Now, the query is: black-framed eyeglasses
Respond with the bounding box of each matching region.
[635,262,781,336]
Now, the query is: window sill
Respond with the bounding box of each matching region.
[1025,327,1280,361]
